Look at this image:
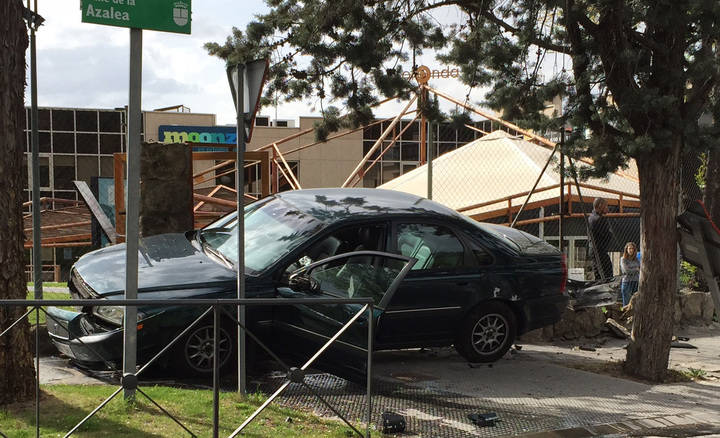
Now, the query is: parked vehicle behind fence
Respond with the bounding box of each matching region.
[47,188,568,379]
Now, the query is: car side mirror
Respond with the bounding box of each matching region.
[288,272,320,293]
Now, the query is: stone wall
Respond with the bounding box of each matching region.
[521,290,716,342]
[139,142,193,237]
[675,289,716,325]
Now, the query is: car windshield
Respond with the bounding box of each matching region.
[200,197,324,275]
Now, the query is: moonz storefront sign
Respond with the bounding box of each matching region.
[159,125,236,151]
[80,0,191,34]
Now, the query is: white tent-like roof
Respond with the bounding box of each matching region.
[379,130,640,220]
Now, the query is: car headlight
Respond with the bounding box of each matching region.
[93,306,124,325]
[93,306,146,326]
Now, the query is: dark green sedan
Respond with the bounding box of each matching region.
[47,188,567,378]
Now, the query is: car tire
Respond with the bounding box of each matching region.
[175,323,235,376]
[455,301,516,363]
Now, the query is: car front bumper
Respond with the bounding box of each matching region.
[45,307,124,366]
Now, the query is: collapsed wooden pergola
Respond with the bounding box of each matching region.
[243,82,640,228]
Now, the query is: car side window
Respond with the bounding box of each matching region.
[284,223,387,275]
[396,223,466,270]
[467,238,494,266]
[307,254,408,304]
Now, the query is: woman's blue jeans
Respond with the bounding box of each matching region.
[621,280,638,306]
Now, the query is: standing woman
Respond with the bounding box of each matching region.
[621,242,640,306]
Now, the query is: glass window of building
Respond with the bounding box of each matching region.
[53,132,75,154]
[53,155,75,190]
[76,156,98,182]
[52,109,75,132]
[76,133,98,154]
[76,110,98,132]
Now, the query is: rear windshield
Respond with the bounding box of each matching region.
[478,223,560,255]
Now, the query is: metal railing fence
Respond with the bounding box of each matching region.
[0,297,376,438]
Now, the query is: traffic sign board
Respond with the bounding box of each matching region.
[227,59,269,142]
[80,0,191,34]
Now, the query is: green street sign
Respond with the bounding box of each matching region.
[80,0,191,34]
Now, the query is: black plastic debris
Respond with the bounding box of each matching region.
[671,341,698,349]
[468,412,500,427]
[380,411,406,434]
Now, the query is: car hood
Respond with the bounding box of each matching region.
[73,233,238,296]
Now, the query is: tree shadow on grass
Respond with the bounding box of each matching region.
[0,389,197,437]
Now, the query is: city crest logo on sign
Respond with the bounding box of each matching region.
[173,2,189,26]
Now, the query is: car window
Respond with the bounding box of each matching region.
[201,197,324,274]
[467,238,494,266]
[396,223,466,270]
[307,254,407,304]
[285,223,386,274]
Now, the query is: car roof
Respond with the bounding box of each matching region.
[274,188,466,224]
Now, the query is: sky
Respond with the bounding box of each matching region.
[25,1,495,126]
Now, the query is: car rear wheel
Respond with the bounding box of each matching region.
[175,324,234,376]
[455,302,516,363]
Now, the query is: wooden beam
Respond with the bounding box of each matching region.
[342,94,418,187]
[25,233,92,245]
[353,114,420,187]
[272,143,301,189]
[25,241,92,248]
[113,153,126,242]
[24,220,91,232]
[73,180,119,244]
[193,193,237,208]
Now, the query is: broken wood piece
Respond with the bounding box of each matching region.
[605,318,631,339]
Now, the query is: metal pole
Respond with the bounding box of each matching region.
[213,306,220,438]
[365,304,374,438]
[123,27,142,400]
[236,66,247,395]
[427,122,433,200]
[29,0,41,302]
[559,130,565,253]
[510,142,560,228]
[28,1,41,433]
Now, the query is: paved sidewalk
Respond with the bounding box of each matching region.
[270,325,720,437]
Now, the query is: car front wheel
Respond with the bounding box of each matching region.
[176,324,234,376]
[455,302,516,363]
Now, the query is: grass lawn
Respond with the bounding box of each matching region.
[25,292,74,326]
[0,385,363,437]
[27,282,68,288]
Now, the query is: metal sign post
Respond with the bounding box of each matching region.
[227,59,269,395]
[235,66,247,395]
[28,0,42,301]
[79,0,192,401]
[123,27,142,400]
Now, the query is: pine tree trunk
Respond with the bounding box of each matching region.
[0,0,36,405]
[624,142,681,381]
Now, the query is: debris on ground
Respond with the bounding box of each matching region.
[670,341,698,349]
[380,411,406,433]
[467,412,500,427]
[605,318,631,339]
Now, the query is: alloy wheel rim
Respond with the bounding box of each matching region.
[471,313,508,355]
[185,326,232,372]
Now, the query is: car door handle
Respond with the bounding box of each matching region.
[456,281,469,286]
